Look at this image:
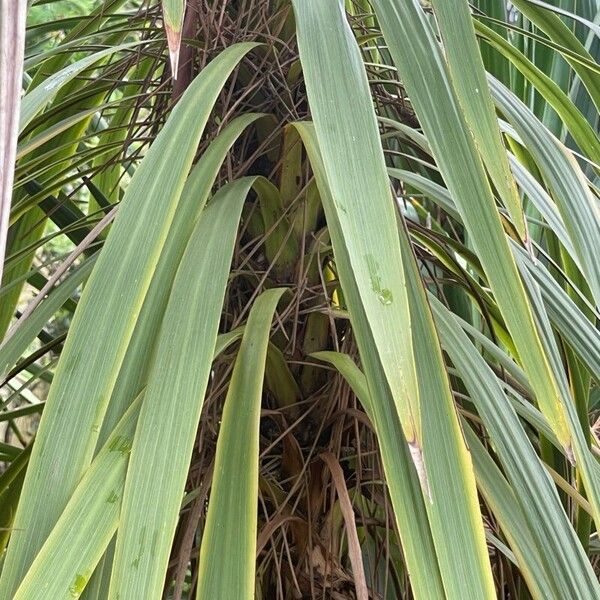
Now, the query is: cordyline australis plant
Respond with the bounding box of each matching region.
[0,0,599,597]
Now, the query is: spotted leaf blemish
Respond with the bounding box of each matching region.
[366,254,393,305]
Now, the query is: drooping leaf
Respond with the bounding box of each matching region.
[430,0,527,240]
[10,329,244,600]
[109,177,257,599]
[0,43,256,599]
[196,288,286,599]
[371,0,573,461]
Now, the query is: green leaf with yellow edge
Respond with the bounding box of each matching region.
[297,120,494,599]
[371,0,573,464]
[296,123,444,599]
[108,177,257,600]
[12,395,143,600]
[97,113,264,452]
[291,0,422,485]
[464,428,554,600]
[0,43,256,600]
[196,288,285,599]
[430,295,600,598]
[429,0,527,240]
[9,331,243,600]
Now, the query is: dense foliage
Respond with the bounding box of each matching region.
[1,0,599,598]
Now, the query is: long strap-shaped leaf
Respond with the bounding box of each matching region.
[196,288,285,600]
[518,260,600,529]
[429,0,527,240]
[0,0,26,284]
[398,212,496,599]
[10,331,243,600]
[430,296,600,598]
[296,124,445,598]
[370,0,573,462]
[514,246,600,383]
[0,43,255,599]
[292,1,495,594]
[97,113,263,451]
[290,0,422,491]
[83,115,262,598]
[464,427,553,599]
[473,20,600,161]
[19,42,143,135]
[314,350,560,599]
[108,177,256,600]
[0,256,96,379]
[510,0,600,111]
[12,395,143,600]
[490,76,600,306]
[298,122,495,599]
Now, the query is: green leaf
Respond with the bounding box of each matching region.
[514,246,600,384]
[0,257,95,379]
[9,329,243,600]
[19,43,142,134]
[108,177,256,599]
[0,43,256,600]
[196,288,285,599]
[12,395,143,600]
[464,428,554,599]
[296,123,445,599]
[371,0,573,457]
[429,0,527,239]
[491,77,600,306]
[97,113,263,451]
[510,0,600,111]
[298,121,494,599]
[474,20,600,160]
[431,295,600,597]
[291,0,422,482]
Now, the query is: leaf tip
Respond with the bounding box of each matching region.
[165,23,182,79]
